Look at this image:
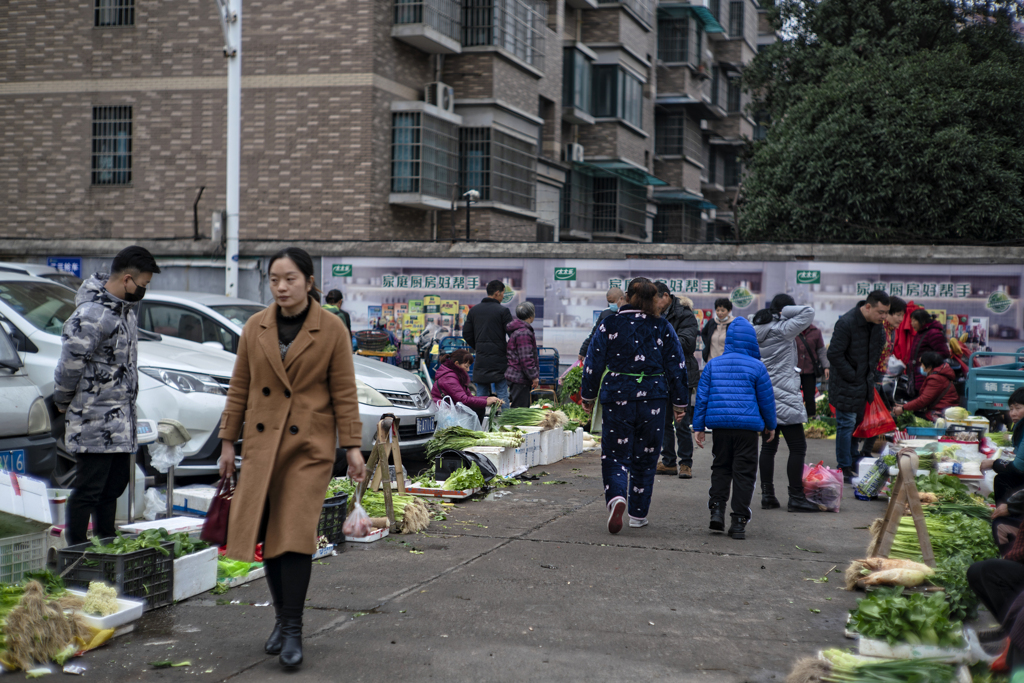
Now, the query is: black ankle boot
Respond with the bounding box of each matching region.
[787,487,823,512]
[279,612,303,669]
[264,616,284,655]
[709,502,725,531]
[761,483,780,510]
[727,516,748,539]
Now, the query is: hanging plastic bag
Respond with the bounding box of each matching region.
[342,487,372,538]
[852,388,897,439]
[435,397,459,431]
[854,457,888,500]
[803,461,843,512]
[149,442,186,473]
[886,357,906,377]
[454,402,483,432]
[143,487,167,521]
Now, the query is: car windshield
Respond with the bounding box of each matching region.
[0,281,78,335]
[41,272,83,290]
[211,304,265,327]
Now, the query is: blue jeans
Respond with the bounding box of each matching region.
[835,410,858,469]
[478,379,510,408]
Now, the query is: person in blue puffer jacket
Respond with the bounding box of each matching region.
[581,278,688,535]
[693,317,777,540]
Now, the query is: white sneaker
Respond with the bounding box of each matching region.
[629,517,648,528]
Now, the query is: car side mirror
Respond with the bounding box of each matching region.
[202,341,225,351]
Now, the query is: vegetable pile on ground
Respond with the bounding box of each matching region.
[931,552,980,621]
[815,392,830,417]
[914,472,975,504]
[441,463,486,490]
[844,558,934,590]
[426,426,524,458]
[788,648,957,683]
[557,402,590,430]
[327,478,433,533]
[559,366,582,403]
[896,412,933,429]
[804,419,837,439]
[85,529,208,558]
[870,513,998,564]
[848,587,964,648]
[0,572,113,671]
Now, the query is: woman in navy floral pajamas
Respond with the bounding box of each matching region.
[580,278,688,534]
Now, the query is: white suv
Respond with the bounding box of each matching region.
[0,274,238,484]
[137,291,437,461]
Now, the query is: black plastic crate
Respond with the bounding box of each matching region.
[318,492,349,548]
[57,537,175,611]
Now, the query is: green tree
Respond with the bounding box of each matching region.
[741,0,1024,243]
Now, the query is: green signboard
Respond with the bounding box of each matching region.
[554,267,577,281]
[332,264,353,277]
[796,270,821,285]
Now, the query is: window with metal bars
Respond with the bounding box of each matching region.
[683,115,702,161]
[709,0,720,20]
[728,0,743,38]
[655,114,684,156]
[95,0,133,26]
[593,176,646,239]
[394,0,461,43]
[711,66,721,107]
[724,152,742,187]
[726,78,741,113]
[653,203,703,243]
[92,106,132,185]
[560,169,594,236]
[592,66,643,129]
[459,128,536,210]
[391,112,460,198]
[657,17,687,63]
[462,0,546,69]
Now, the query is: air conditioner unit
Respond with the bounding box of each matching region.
[425,82,455,114]
[565,143,585,163]
[699,119,709,130]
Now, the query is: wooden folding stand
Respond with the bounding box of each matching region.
[866,447,935,567]
[358,414,405,532]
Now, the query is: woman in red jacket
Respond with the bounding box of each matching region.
[431,348,502,420]
[893,352,959,422]
[909,309,950,393]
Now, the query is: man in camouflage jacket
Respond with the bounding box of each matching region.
[55,246,160,545]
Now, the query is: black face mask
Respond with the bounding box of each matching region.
[124,275,147,303]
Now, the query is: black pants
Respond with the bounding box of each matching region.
[708,429,759,520]
[661,402,693,469]
[509,382,532,409]
[759,423,807,495]
[800,373,818,419]
[995,468,1024,505]
[66,452,130,546]
[265,552,313,624]
[967,559,1024,623]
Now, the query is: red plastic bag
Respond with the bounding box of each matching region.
[802,461,843,512]
[852,388,897,438]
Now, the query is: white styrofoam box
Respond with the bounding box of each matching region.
[172,546,218,602]
[172,486,218,515]
[120,516,206,535]
[539,430,563,465]
[312,544,334,560]
[221,565,265,589]
[465,446,506,476]
[0,471,51,524]
[69,589,146,630]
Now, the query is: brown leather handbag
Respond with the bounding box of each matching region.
[200,476,234,546]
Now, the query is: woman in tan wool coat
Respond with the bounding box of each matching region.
[218,247,366,670]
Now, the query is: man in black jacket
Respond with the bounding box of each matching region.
[463,280,514,407]
[577,286,627,361]
[827,290,890,482]
[654,283,699,478]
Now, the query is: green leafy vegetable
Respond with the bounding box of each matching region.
[931,552,980,621]
[848,587,964,648]
[559,366,583,403]
[426,426,524,458]
[888,514,998,564]
[914,472,974,504]
[442,463,485,490]
[86,529,208,558]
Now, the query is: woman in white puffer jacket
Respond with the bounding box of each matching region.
[752,294,821,513]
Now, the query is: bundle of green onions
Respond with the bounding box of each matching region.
[815,649,956,683]
[989,431,1012,447]
[426,426,524,458]
[883,514,998,563]
[494,408,548,429]
[325,478,432,532]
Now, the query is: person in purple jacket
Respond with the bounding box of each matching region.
[431,348,502,420]
[505,302,540,408]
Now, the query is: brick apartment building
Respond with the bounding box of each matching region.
[0,0,773,245]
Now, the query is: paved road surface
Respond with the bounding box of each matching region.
[68,438,890,683]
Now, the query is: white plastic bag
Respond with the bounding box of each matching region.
[886,356,906,377]
[149,442,185,473]
[342,487,372,538]
[143,487,167,521]
[435,397,459,431]
[454,402,482,431]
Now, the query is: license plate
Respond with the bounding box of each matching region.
[417,416,435,435]
[0,449,26,474]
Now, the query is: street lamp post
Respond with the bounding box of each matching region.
[214,0,241,297]
[463,189,480,242]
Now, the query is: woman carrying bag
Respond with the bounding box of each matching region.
[217,247,367,669]
[431,348,502,421]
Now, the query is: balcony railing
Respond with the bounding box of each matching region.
[393,0,463,53]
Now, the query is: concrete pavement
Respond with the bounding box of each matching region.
[66,438,888,683]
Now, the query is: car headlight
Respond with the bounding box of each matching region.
[356,380,393,407]
[140,368,226,395]
[28,397,50,435]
